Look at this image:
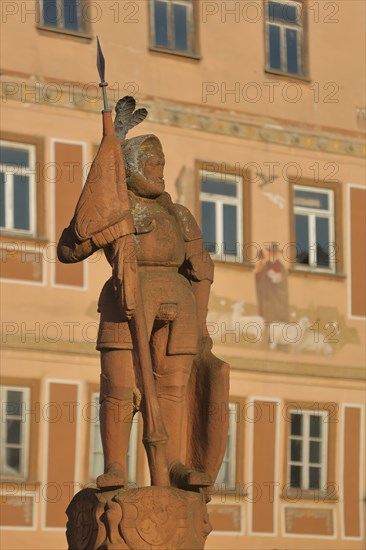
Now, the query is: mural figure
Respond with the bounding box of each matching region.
[255,243,289,323]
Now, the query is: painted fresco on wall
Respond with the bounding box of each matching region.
[207,244,359,358]
[255,243,289,325]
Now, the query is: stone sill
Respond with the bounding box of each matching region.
[37,24,92,42]
[289,268,346,281]
[0,233,49,246]
[281,490,339,503]
[149,46,201,61]
[0,480,40,489]
[265,67,310,83]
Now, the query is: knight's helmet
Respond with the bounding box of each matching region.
[122,134,163,179]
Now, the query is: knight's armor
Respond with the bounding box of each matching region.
[95,193,213,354]
[57,122,228,494]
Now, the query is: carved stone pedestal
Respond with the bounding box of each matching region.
[66,486,212,550]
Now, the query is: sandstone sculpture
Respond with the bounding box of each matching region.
[59,39,229,550]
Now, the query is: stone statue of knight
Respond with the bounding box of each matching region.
[57,96,229,499]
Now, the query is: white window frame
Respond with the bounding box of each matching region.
[294,185,336,273]
[89,393,139,483]
[288,409,328,492]
[265,0,305,76]
[0,386,31,480]
[216,402,238,489]
[151,0,195,53]
[200,169,243,262]
[39,0,84,31]
[0,141,36,236]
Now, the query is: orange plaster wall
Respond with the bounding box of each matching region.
[54,142,84,287]
[0,247,43,282]
[0,496,34,528]
[208,504,242,533]
[350,188,366,317]
[251,400,277,533]
[343,406,361,538]
[45,382,78,528]
[284,507,334,536]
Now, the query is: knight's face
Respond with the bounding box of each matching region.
[142,148,165,191]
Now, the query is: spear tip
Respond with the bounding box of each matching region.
[96,35,106,84]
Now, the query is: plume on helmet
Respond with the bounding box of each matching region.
[114,96,148,143]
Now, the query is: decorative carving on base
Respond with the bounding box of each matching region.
[66,486,212,550]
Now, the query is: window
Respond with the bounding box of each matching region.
[0,142,36,235]
[151,0,198,55]
[39,0,85,32]
[89,393,139,483]
[294,185,335,272]
[200,167,244,261]
[288,410,328,491]
[265,0,306,77]
[216,403,238,489]
[0,386,31,479]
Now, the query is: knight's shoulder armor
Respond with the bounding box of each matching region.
[172,204,202,242]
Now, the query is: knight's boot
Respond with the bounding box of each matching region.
[169,462,212,489]
[97,462,125,489]
[96,396,134,489]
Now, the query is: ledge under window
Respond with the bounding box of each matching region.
[289,268,346,281]
[281,488,339,502]
[265,67,310,82]
[0,233,49,246]
[37,24,92,41]
[149,46,201,60]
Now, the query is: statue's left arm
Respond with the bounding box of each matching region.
[185,238,213,338]
[174,205,214,338]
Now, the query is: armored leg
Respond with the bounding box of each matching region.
[97,349,138,488]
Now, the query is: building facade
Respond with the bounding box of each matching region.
[1,1,365,548]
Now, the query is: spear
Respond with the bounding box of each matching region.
[97,36,110,112]
[96,38,170,487]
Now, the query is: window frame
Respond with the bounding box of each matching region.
[0,386,31,479]
[264,0,308,79]
[196,161,251,265]
[283,401,338,500]
[149,0,200,59]
[294,185,335,273]
[288,408,328,491]
[0,141,36,236]
[0,133,45,241]
[213,397,245,496]
[37,0,92,39]
[289,178,343,276]
[0,379,40,483]
[39,0,84,33]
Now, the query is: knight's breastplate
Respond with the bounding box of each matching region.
[132,200,186,266]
